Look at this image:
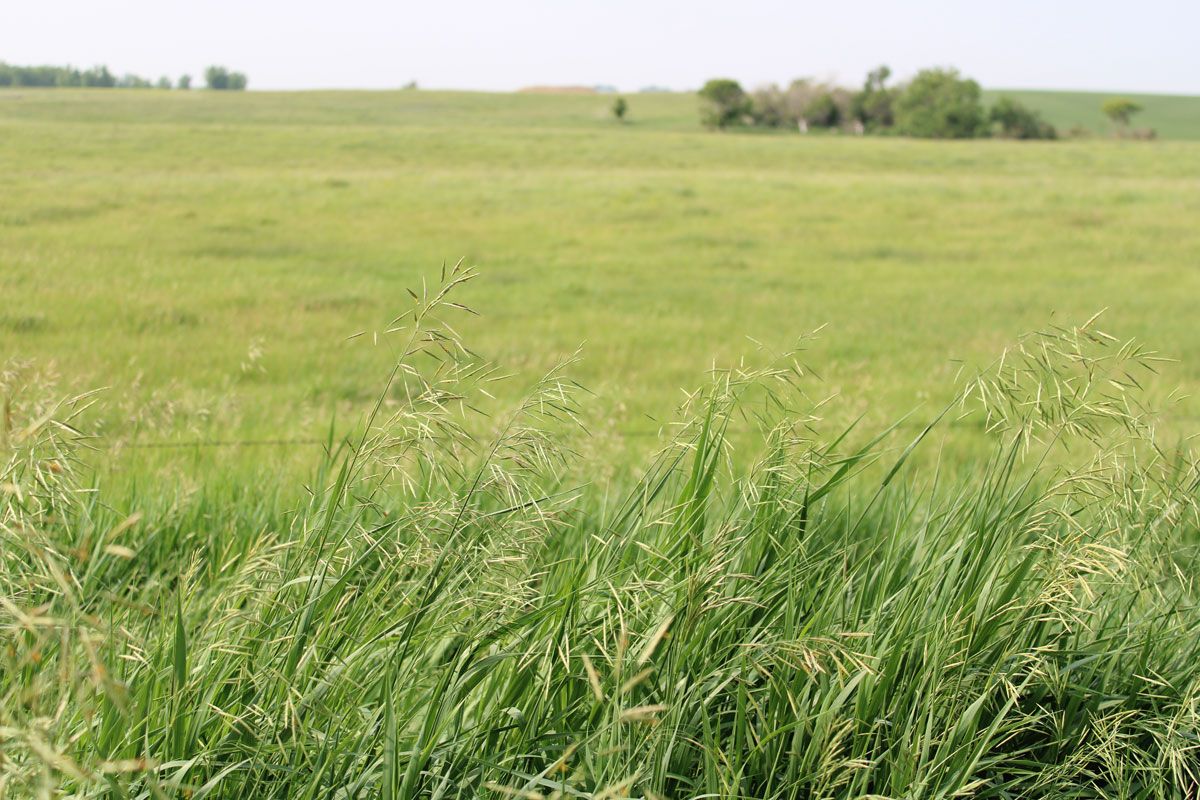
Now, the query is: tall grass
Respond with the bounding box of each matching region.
[3,271,1199,798]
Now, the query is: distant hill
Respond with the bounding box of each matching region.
[983,89,1200,140]
[3,83,1195,139]
[518,85,598,95]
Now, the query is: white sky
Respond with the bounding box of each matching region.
[2,0,1196,94]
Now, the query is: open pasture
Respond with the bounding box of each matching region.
[2,87,1200,465]
[5,88,1200,797]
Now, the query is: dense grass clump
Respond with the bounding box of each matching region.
[3,273,1199,798]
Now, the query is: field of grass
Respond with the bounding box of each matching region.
[4,284,1200,796]
[3,88,1200,477]
[4,88,1200,796]
[984,88,1200,139]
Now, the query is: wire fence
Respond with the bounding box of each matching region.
[108,437,327,450]
[105,415,954,451]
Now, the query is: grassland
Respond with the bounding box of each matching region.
[984,88,1200,139]
[3,88,1200,477]
[3,88,1200,796]
[4,279,1200,797]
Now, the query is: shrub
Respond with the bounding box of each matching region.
[895,68,986,138]
[698,78,750,129]
[612,96,628,122]
[989,97,1057,139]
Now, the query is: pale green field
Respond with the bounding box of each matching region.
[5,88,1200,798]
[985,88,1200,139]
[3,88,1200,472]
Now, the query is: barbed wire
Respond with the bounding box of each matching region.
[108,437,327,449]
[102,416,966,451]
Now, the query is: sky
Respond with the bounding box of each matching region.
[2,0,1196,95]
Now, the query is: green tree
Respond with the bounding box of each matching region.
[0,62,118,87]
[178,74,192,90]
[205,66,247,91]
[1102,98,1142,128]
[803,91,843,128]
[750,84,788,128]
[698,78,750,129]
[82,66,115,88]
[783,79,822,130]
[205,66,229,90]
[612,96,628,122]
[989,97,1057,139]
[117,74,153,89]
[156,76,172,90]
[56,68,82,87]
[895,68,986,139]
[851,65,898,131]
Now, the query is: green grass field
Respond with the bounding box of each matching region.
[4,88,1200,797]
[984,88,1200,139]
[3,88,1200,474]
[5,283,1200,797]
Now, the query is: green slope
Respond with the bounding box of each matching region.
[984,88,1200,139]
[0,86,702,131]
[4,85,1195,138]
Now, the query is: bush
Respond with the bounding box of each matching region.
[989,97,1057,140]
[1121,127,1158,141]
[611,96,628,122]
[895,68,986,139]
[698,78,750,129]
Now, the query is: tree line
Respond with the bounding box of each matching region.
[699,67,1152,140]
[0,63,248,91]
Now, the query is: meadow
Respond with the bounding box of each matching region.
[983,88,1200,140]
[3,88,1200,797]
[3,88,1200,474]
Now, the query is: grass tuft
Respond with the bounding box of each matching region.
[2,274,1199,798]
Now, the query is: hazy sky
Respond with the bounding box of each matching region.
[3,0,1196,94]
